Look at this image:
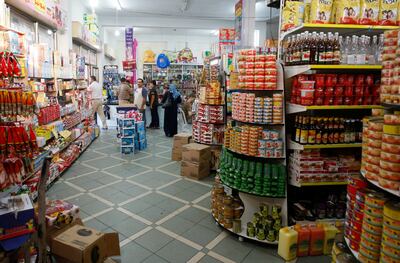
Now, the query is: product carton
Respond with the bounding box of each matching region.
[181,143,211,164]
[52,224,120,263]
[181,161,210,180]
[171,133,192,161]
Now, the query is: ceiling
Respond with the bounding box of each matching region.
[86,0,271,21]
[105,27,220,37]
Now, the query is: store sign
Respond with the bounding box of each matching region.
[125,28,134,60]
[122,60,136,71]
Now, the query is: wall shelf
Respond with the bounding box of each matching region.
[288,140,362,150]
[286,103,383,114]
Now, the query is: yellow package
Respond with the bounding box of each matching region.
[330,0,337,23]
[358,0,379,24]
[310,0,334,23]
[380,0,399,25]
[336,0,360,24]
[304,3,311,23]
[281,1,305,31]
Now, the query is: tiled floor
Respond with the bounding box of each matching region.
[48,129,330,263]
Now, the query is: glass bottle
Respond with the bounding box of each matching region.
[325,32,333,64]
[377,34,384,64]
[301,31,311,65]
[356,35,367,65]
[315,117,323,144]
[369,35,378,65]
[300,116,309,144]
[318,32,326,64]
[333,32,341,64]
[308,117,316,144]
[310,31,318,64]
[295,115,302,142]
[322,117,329,144]
[342,36,350,64]
[347,35,358,64]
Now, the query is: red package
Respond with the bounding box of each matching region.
[344,86,354,97]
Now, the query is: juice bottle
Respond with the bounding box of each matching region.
[278,227,298,261]
[322,224,338,255]
[294,225,310,257]
[309,224,324,256]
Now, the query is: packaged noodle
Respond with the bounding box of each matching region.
[281,1,305,31]
[379,0,399,25]
[359,0,379,24]
[336,0,360,24]
[310,0,334,23]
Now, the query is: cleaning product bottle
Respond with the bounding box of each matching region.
[322,223,338,255]
[294,224,310,257]
[278,227,298,261]
[309,224,324,256]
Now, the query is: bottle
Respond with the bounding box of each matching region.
[333,117,340,144]
[369,35,378,65]
[347,35,358,64]
[328,117,334,144]
[356,119,363,142]
[301,31,311,65]
[356,35,367,65]
[293,35,300,65]
[308,117,316,144]
[295,116,302,142]
[286,36,293,65]
[322,118,329,144]
[317,32,325,64]
[315,118,323,144]
[350,119,356,143]
[377,34,384,64]
[339,118,345,143]
[310,31,318,64]
[333,32,341,64]
[325,32,333,64]
[300,116,309,144]
[342,36,350,64]
[344,120,350,143]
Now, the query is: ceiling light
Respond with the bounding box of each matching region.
[116,0,122,10]
[47,29,52,35]
[115,30,120,36]
[90,0,98,7]
[212,30,219,36]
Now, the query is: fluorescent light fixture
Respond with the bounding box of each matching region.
[254,29,260,47]
[116,0,122,10]
[115,30,120,36]
[212,30,219,36]
[47,29,52,35]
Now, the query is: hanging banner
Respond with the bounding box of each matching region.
[234,0,242,44]
[122,60,136,71]
[125,28,134,60]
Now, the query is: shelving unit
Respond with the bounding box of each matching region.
[288,140,362,150]
[344,237,359,260]
[286,103,383,114]
[360,170,400,197]
[225,147,285,159]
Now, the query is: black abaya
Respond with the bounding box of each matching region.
[162,91,181,137]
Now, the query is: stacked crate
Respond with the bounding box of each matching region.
[119,118,136,154]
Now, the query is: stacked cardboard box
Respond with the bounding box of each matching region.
[181,143,211,180]
[172,133,192,161]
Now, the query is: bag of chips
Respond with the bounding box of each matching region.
[336,0,360,24]
[359,0,379,24]
[379,0,399,25]
[310,0,334,23]
[281,1,305,31]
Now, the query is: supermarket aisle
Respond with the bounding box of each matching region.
[46,129,328,263]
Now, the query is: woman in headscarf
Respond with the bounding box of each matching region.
[161,80,182,137]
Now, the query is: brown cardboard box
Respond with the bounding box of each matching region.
[182,143,211,164]
[171,149,182,161]
[181,161,210,179]
[52,224,120,263]
[172,133,192,148]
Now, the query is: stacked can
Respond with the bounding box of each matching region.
[254,97,264,123]
[363,118,384,181]
[358,192,388,262]
[345,176,368,252]
[246,94,256,123]
[381,201,400,263]
[257,129,284,158]
[263,97,273,123]
[249,126,262,156]
[224,127,233,148]
[272,93,284,124]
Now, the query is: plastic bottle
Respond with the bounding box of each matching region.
[309,224,325,256]
[356,35,366,65]
[278,227,298,261]
[294,225,310,257]
[322,224,338,255]
[369,35,378,65]
[377,34,384,64]
[347,35,358,64]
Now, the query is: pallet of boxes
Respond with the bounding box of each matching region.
[181,143,211,180]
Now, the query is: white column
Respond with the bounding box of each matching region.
[239,0,256,47]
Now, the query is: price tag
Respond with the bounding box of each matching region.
[223,185,232,195]
[52,128,59,139]
[59,130,72,139]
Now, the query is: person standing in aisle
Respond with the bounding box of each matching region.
[134,78,148,126]
[88,76,108,130]
[116,77,133,105]
[148,80,160,129]
[161,81,181,137]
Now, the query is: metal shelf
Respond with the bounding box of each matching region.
[361,170,400,197]
[281,23,399,41]
[232,119,284,125]
[289,180,348,187]
[225,147,285,159]
[286,103,383,114]
[284,64,382,79]
[382,102,400,110]
[220,178,285,198]
[288,140,362,150]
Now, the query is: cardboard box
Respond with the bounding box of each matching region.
[181,161,210,179]
[182,143,211,164]
[171,149,182,161]
[52,224,120,263]
[173,133,192,148]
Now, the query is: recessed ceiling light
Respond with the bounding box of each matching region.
[90,0,98,7]
[115,30,120,36]
[47,29,52,35]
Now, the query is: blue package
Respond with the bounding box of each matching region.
[122,119,135,127]
[122,128,135,137]
[135,121,145,132]
[121,146,134,154]
[121,138,134,145]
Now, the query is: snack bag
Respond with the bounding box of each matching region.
[379,0,399,25]
[304,2,311,23]
[310,0,334,23]
[359,0,379,24]
[281,1,305,31]
[336,0,361,24]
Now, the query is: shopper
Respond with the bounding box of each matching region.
[88,76,108,129]
[134,78,148,126]
[116,77,133,105]
[148,80,160,129]
[161,82,182,137]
